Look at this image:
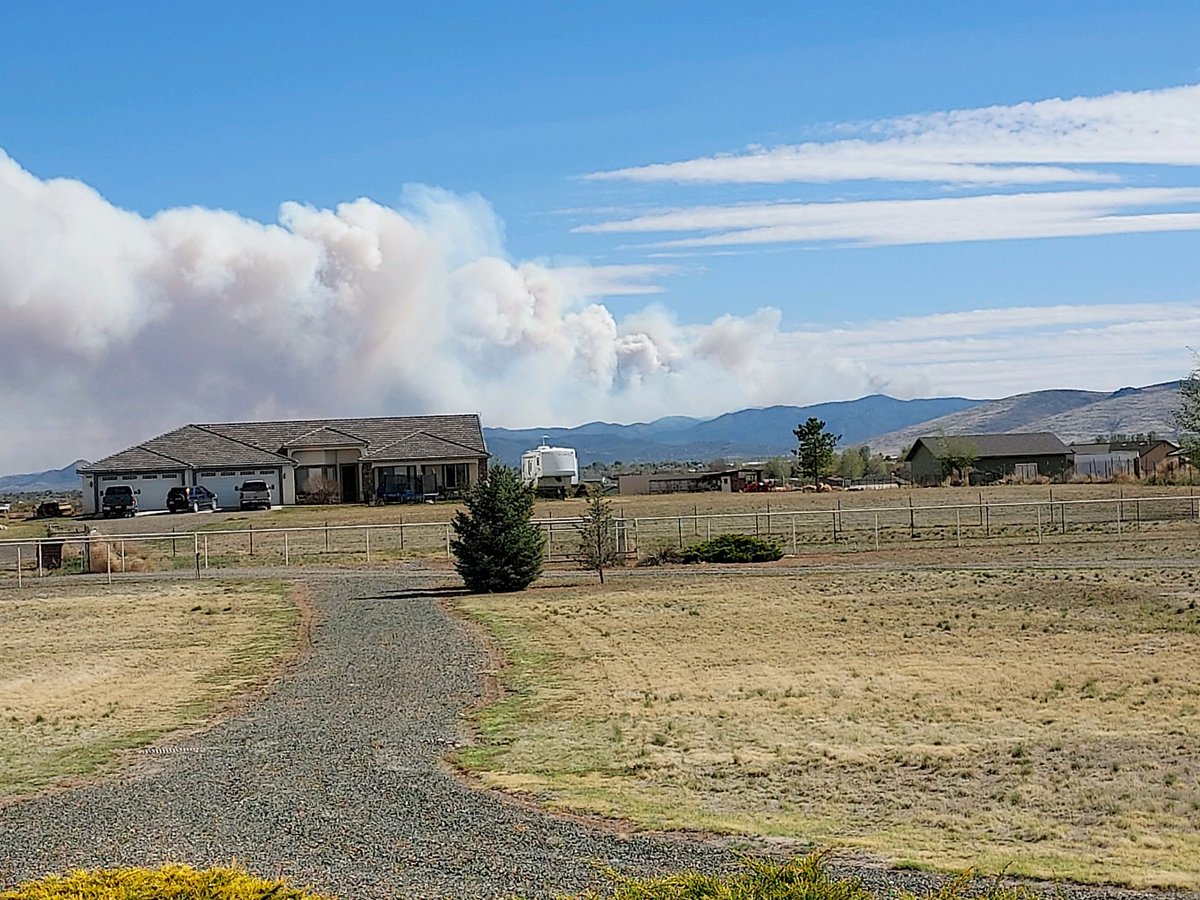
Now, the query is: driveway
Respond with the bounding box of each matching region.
[0,574,741,898]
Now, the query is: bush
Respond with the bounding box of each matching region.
[637,542,684,566]
[681,533,783,564]
[0,864,332,900]
[450,465,545,593]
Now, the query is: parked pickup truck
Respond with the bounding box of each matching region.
[101,484,139,518]
[237,480,273,510]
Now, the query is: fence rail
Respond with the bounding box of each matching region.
[1,492,1197,585]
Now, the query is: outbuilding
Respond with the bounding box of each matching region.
[902,433,1072,486]
[78,414,489,514]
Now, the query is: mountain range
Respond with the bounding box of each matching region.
[484,382,1183,467]
[0,459,90,495]
[0,383,1183,487]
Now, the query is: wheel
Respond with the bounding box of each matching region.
[191,501,199,513]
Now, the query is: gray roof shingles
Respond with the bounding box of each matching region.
[906,432,1071,461]
[81,415,488,473]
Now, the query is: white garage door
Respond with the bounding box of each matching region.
[97,471,184,512]
[196,469,280,509]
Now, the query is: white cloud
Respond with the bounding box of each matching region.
[587,84,1200,185]
[0,150,1193,473]
[578,187,1200,247]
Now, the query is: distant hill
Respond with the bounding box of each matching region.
[0,460,88,495]
[868,383,1182,456]
[484,395,980,466]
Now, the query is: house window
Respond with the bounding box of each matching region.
[101,475,117,481]
[220,470,237,476]
[201,471,217,477]
[258,470,274,475]
[143,474,158,479]
[443,463,470,488]
[240,470,256,475]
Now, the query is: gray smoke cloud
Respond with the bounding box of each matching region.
[0,152,790,470]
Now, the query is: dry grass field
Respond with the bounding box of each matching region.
[0,582,299,799]
[456,568,1200,888]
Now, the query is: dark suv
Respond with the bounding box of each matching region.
[166,485,219,513]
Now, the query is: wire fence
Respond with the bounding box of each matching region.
[1,492,1198,585]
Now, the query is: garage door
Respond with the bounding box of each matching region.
[97,471,184,512]
[196,469,280,509]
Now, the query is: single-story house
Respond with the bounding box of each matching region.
[78,414,489,515]
[617,467,766,495]
[903,433,1072,486]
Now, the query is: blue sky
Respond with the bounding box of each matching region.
[1,2,1199,471]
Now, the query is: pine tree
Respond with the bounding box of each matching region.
[793,417,840,487]
[450,465,545,593]
[576,488,619,583]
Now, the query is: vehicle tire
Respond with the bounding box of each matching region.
[191,501,199,513]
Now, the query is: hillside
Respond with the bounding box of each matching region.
[868,383,1181,456]
[0,460,88,495]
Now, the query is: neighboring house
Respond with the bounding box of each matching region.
[902,433,1072,486]
[618,467,765,495]
[1069,439,1179,479]
[78,415,489,515]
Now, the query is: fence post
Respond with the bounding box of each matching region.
[985,502,990,536]
[678,517,683,548]
[325,520,330,552]
[120,540,126,573]
[37,542,43,577]
[366,527,371,564]
[1136,499,1141,529]
[1061,502,1067,534]
[831,510,838,542]
[1036,504,1042,544]
[445,524,451,559]
[249,524,254,556]
[956,509,962,548]
[874,513,880,551]
[16,547,22,588]
[792,515,797,555]
[909,496,915,538]
[1116,499,1122,536]
[284,531,290,566]
[171,529,177,557]
[107,542,112,584]
[204,535,209,569]
[194,533,199,578]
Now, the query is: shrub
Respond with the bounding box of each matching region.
[637,542,684,566]
[0,864,333,900]
[681,533,783,564]
[450,465,545,593]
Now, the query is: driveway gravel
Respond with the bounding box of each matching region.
[0,573,1193,899]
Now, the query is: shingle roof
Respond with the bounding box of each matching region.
[82,415,488,473]
[906,432,1070,461]
[80,425,289,472]
[362,431,486,461]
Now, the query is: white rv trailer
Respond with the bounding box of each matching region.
[520,438,579,499]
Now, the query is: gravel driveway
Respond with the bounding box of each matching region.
[0,574,746,898]
[0,573,1191,899]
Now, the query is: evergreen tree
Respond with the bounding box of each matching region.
[793,417,840,487]
[450,465,545,593]
[576,488,619,583]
